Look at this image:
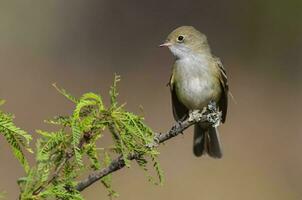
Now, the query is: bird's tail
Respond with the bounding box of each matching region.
[193,123,223,158]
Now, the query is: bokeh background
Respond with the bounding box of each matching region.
[0,0,302,199]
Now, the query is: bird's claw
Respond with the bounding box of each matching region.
[206,101,222,127]
[208,100,217,112]
[188,110,203,122]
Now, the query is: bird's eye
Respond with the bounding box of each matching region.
[177,35,184,42]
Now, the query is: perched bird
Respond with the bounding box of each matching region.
[160,26,228,158]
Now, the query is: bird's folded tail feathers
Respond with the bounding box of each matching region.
[193,124,223,158]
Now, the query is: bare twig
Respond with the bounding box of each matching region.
[76,105,220,191]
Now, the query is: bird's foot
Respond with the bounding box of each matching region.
[206,100,222,127]
[188,109,204,123]
[208,100,217,112]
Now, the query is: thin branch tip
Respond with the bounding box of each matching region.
[76,104,221,191]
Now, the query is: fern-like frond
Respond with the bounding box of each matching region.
[71,119,83,167]
[36,130,66,154]
[81,92,104,111]
[53,83,78,103]
[109,74,121,110]
[0,111,32,173]
[85,144,101,170]
[17,75,164,198]
[45,116,71,127]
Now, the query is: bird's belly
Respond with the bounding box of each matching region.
[176,77,220,110]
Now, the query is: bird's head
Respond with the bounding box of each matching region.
[160,26,210,59]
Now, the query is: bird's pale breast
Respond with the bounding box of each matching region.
[174,56,221,110]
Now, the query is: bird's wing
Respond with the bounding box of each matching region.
[168,70,188,121]
[214,57,228,123]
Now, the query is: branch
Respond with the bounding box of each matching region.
[76,104,221,191]
[32,132,91,195]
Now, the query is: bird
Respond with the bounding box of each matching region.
[160,26,228,158]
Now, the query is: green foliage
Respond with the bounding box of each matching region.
[16,75,163,199]
[0,100,32,173]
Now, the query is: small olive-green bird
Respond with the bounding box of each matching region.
[160,26,228,158]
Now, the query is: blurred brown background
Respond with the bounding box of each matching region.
[0,0,302,199]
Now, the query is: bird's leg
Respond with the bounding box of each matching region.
[206,100,222,127]
[208,100,217,112]
[188,109,204,123]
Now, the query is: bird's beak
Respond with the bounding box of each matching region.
[159,42,172,47]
